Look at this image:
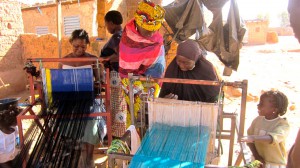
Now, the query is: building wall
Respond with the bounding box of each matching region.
[268,27,294,36]
[0,0,175,98]
[22,0,97,37]
[20,34,106,68]
[245,20,269,45]
[0,0,26,98]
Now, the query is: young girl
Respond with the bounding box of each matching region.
[241,90,289,168]
[0,106,20,168]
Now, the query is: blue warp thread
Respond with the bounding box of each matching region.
[129,123,211,168]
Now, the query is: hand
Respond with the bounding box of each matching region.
[99,57,110,62]
[240,136,255,143]
[254,155,265,168]
[164,93,178,99]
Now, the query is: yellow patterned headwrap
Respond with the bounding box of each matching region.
[134,0,165,31]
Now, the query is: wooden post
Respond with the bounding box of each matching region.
[57,0,62,58]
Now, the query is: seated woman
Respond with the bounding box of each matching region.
[159,39,220,102]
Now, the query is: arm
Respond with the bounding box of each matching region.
[92,63,104,83]
[58,62,63,69]
[241,135,273,143]
[242,117,265,163]
[247,143,265,164]
[290,129,300,167]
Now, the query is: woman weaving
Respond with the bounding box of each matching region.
[59,29,103,82]
[159,39,220,103]
[59,29,105,168]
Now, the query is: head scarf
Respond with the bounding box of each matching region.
[134,0,165,31]
[159,39,220,102]
[177,39,202,61]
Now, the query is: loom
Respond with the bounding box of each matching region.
[17,58,112,167]
[108,75,249,167]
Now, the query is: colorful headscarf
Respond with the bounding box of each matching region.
[119,19,165,78]
[134,0,165,31]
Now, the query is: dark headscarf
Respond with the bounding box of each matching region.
[159,40,220,102]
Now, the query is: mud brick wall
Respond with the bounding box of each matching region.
[22,0,97,37]
[20,34,106,68]
[0,0,26,98]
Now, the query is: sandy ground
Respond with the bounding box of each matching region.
[207,36,300,165]
[5,35,300,166]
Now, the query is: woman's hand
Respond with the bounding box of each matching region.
[164,93,178,99]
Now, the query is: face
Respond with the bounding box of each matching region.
[137,24,156,38]
[257,96,277,118]
[176,55,196,71]
[105,21,115,34]
[71,39,87,57]
[0,122,15,134]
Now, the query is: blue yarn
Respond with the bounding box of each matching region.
[50,68,94,92]
[129,123,210,168]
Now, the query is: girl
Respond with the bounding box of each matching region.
[0,106,20,168]
[241,90,289,168]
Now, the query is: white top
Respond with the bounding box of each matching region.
[0,126,20,163]
[62,64,92,69]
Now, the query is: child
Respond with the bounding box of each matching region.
[100,10,123,72]
[241,90,289,168]
[0,106,20,168]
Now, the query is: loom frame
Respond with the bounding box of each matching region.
[17,58,113,166]
[108,77,248,167]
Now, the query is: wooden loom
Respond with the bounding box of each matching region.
[17,57,112,167]
[108,76,248,167]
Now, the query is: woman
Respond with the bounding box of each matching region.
[59,29,103,81]
[60,29,105,168]
[159,39,220,102]
[100,10,123,72]
[119,0,166,78]
[110,0,166,138]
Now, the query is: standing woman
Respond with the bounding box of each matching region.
[110,0,166,138]
[107,1,166,161]
[60,29,105,168]
[60,29,102,80]
[119,0,166,78]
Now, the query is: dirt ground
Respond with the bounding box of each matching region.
[5,35,300,166]
[206,35,300,165]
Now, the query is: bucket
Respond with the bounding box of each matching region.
[0,98,20,111]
